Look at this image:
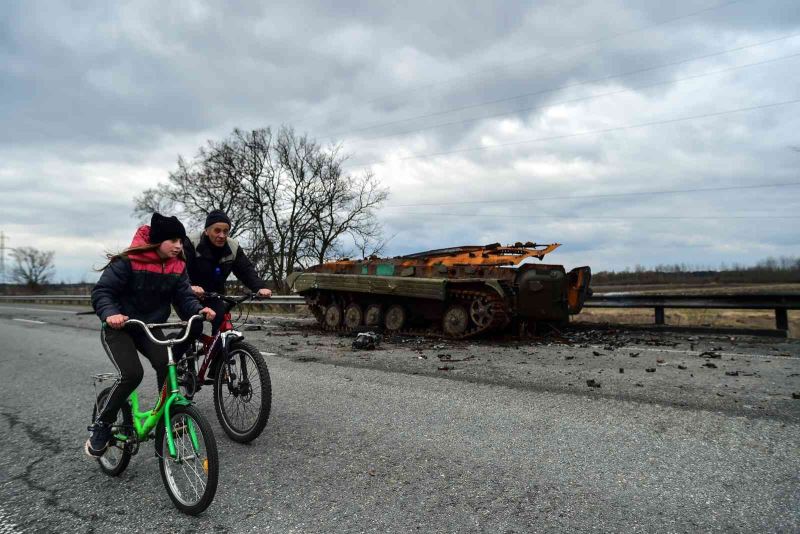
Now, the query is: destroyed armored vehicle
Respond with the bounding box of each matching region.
[285,242,591,338]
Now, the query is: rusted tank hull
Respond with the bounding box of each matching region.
[286,243,591,338]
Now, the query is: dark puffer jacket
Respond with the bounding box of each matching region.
[92,226,203,324]
[183,233,266,294]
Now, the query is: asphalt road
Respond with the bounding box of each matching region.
[0,304,798,533]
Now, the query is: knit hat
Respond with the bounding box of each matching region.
[149,213,186,244]
[205,209,231,229]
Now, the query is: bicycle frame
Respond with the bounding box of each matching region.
[110,315,206,458]
[191,295,252,385]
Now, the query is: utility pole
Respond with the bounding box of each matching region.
[0,231,7,284]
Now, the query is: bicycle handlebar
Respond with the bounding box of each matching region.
[123,314,206,346]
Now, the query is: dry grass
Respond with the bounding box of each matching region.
[574,308,799,338]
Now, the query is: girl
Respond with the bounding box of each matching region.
[87,213,216,457]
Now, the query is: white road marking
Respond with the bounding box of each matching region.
[12,318,46,325]
[261,352,277,356]
[0,305,83,315]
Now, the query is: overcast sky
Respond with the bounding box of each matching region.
[1,0,799,282]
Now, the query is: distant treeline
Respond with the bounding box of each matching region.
[0,279,281,296]
[593,256,800,286]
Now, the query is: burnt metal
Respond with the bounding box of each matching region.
[285,242,592,338]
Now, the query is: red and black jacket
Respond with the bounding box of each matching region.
[92,226,203,324]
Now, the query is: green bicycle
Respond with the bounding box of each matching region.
[91,314,219,515]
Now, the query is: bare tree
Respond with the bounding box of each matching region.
[304,145,389,264]
[134,148,251,236]
[132,126,389,292]
[11,247,55,289]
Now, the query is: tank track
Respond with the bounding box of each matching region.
[306,287,511,339]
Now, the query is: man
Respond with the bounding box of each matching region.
[183,209,272,332]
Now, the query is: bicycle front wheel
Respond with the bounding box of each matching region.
[213,341,272,443]
[156,405,219,515]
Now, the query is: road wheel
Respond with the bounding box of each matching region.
[324,304,343,328]
[364,304,382,326]
[442,304,469,337]
[469,296,495,328]
[384,304,406,331]
[343,303,364,330]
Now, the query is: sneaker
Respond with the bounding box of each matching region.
[84,421,112,457]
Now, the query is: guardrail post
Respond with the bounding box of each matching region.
[775,308,789,331]
[654,306,665,325]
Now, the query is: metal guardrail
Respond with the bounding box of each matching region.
[1,292,796,332]
[584,293,799,331]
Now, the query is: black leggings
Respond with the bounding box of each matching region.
[96,325,195,424]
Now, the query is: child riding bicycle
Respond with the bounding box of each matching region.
[87,213,216,457]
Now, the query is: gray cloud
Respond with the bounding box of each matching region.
[1,0,799,282]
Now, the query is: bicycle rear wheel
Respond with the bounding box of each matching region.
[213,341,272,443]
[156,405,219,515]
[91,386,133,476]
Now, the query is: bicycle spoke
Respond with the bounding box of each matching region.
[219,349,265,434]
[163,412,210,507]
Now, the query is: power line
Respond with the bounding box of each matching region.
[348,98,800,168]
[347,51,800,147]
[288,0,746,129]
[383,182,800,209]
[322,30,800,141]
[385,213,800,220]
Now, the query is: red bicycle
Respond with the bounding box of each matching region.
[177,293,272,443]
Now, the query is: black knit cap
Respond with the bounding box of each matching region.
[149,213,186,244]
[205,209,231,229]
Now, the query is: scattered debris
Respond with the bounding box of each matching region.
[703,362,718,369]
[352,332,381,350]
[592,351,602,357]
[677,364,688,370]
[645,368,656,373]
[699,351,721,359]
[586,379,601,388]
[565,355,575,360]
[793,393,800,400]
[619,368,624,374]
[725,371,739,377]
[437,365,453,371]
[438,354,474,362]
[629,352,640,358]
[656,358,665,364]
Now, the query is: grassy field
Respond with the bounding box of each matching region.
[577,283,799,338]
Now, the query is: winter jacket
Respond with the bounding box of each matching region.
[92,226,203,324]
[183,233,266,294]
